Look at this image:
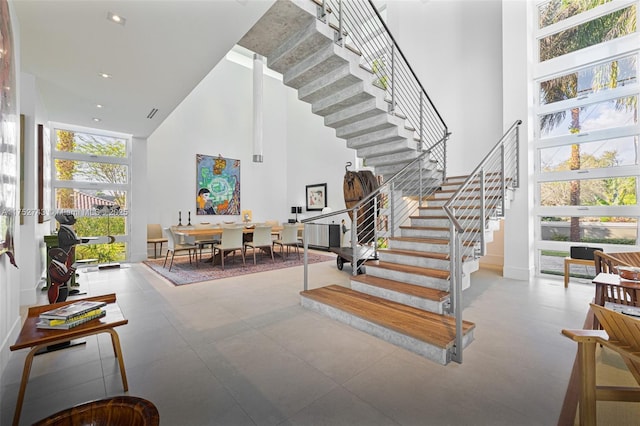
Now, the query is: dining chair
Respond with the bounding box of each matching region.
[212,226,245,270]
[147,224,167,259]
[273,224,300,261]
[244,225,275,265]
[194,223,219,259]
[163,227,198,272]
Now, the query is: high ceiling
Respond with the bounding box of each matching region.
[13,0,274,138]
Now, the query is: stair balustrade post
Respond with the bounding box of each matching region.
[515,124,520,188]
[443,135,448,180]
[501,143,507,217]
[480,168,486,257]
[389,44,395,113]
[351,217,358,276]
[317,0,327,23]
[335,0,344,46]
[418,92,423,152]
[390,181,395,238]
[303,224,309,291]
[418,166,423,208]
[373,195,378,259]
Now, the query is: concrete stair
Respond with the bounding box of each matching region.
[238,0,502,364]
[238,0,433,182]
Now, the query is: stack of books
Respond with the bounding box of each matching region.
[36,300,107,330]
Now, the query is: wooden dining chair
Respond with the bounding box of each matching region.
[163,227,198,272]
[244,225,275,265]
[212,226,245,270]
[273,224,300,261]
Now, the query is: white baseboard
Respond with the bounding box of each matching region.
[503,265,534,281]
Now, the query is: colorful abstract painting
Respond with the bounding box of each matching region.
[196,155,240,215]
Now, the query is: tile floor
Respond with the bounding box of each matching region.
[0,257,637,425]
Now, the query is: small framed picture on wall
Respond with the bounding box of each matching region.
[305,183,327,211]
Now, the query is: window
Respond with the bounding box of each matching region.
[533,0,640,277]
[51,125,131,263]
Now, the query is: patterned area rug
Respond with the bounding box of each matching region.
[143,251,334,286]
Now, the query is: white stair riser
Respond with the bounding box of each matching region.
[350,280,447,314]
[378,252,450,270]
[410,217,450,227]
[301,296,452,365]
[389,238,449,251]
[364,266,450,291]
[356,139,416,158]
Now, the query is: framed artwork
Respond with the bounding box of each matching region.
[0,0,18,267]
[196,154,240,215]
[306,183,327,211]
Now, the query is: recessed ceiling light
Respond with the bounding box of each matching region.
[99,72,111,79]
[107,12,126,26]
[96,104,103,108]
[92,118,101,122]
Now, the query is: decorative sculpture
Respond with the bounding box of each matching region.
[48,213,81,303]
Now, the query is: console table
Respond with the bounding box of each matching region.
[9,293,128,426]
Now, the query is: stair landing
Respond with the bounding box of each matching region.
[300,285,475,365]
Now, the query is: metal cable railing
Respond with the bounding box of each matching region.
[302,135,449,290]
[443,119,522,363]
[317,0,448,171]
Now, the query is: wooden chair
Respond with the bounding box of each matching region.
[273,224,300,261]
[212,226,245,270]
[244,225,275,265]
[146,224,167,259]
[593,250,640,308]
[33,395,159,425]
[163,227,198,272]
[562,304,640,426]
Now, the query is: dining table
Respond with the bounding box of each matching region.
[174,224,301,264]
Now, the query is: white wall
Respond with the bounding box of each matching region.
[0,0,23,375]
[386,0,505,177]
[147,55,354,233]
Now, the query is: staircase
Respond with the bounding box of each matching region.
[237,0,521,365]
[238,0,448,182]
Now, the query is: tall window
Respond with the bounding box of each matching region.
[51,124,131,263]
[533,0,639,277]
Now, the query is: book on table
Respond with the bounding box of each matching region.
[39,300,107,321]
[36,309,106,330]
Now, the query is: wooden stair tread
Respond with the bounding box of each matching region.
[380,248,449,260]
[301,285,474,348]
[388,235,449,245]
[352,275,449,302]
[371,260,450,279]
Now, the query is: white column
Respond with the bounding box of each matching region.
[252,54,264,163]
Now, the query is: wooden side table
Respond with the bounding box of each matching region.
[564,257,594,288]
[9,293,128,426]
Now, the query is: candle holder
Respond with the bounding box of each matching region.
[187,211,192,226]
[178,211,183,226]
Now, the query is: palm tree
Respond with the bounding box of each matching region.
[538,0,637,242]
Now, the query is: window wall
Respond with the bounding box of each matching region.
[51,124,131,263]
[533,0,640,277]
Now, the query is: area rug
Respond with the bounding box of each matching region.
[143,251,334,286]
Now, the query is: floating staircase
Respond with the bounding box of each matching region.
[237,0,445,182]
[237,0,521,364]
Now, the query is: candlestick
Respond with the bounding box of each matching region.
[178,211,183,226]
[187,211,192,226]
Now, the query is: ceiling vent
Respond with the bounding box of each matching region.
[146,108,158,119]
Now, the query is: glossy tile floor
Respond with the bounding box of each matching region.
[1,257,636,425]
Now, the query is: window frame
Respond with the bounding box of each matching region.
[532,0,640,275]
[50,122,132,261]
